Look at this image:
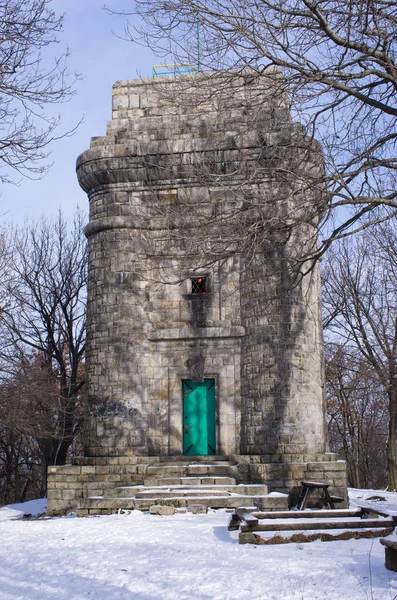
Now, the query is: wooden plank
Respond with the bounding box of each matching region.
[301,481,330,488]
[380,538,397,550]
[229,509,260,530]
[240,517,395,532]
[351,499,397,519]
[235,509,258,526]
[239,526,394,545]
[251,509,362,520]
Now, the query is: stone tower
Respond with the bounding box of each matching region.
[47,71,347,515]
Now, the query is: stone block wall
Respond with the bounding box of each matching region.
[234,454,347,501]
[47,453,347,515]
[46,71,348,516]
[83,232,244,456]
[240,249,326,455]
[47,457,152,514]
[76,71,327,460]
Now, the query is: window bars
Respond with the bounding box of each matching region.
[191,277,207,294]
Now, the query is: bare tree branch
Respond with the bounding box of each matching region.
[107,1,397,261]
[322,222,397,489]
[0,0,79,184]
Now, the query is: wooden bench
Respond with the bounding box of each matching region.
[295,481,344,510]
[380,538,397,571]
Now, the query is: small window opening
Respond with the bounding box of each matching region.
[191,277,207,294]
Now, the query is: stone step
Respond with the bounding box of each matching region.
[107,483,269,498]
[155,476,237,486]
[158,456,235,464]
[78,493,288,515]
[134,489,230,499]
[146,464,238,477]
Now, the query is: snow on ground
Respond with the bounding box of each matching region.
[0,498,47,522]
[0,493,396,600]
[350,488,397,514]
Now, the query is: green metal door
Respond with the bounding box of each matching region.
[182,379,216,455]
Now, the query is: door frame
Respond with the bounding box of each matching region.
[181,377,218,456]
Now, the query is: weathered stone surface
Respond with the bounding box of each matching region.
[46,71,348,515]
[75,71,327,460]
[149,505,175,515]
[190,504,208,514]
[46,454,347,514]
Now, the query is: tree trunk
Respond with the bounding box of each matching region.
[387,388,397,490]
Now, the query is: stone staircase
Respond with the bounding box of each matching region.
[77,458,288,516]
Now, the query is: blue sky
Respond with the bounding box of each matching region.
[2,1,157,223]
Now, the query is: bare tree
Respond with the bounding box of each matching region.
[0,211,87,468]
[325,343,388,489]
[0,426,41,505]
[0,356,57,503]
[0,350,86,504]
[0,0,77,183]
[108,1,397,263]
[323,223,397,489]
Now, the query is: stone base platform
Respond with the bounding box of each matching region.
[78,491,288,516]
[47,454,347,516]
